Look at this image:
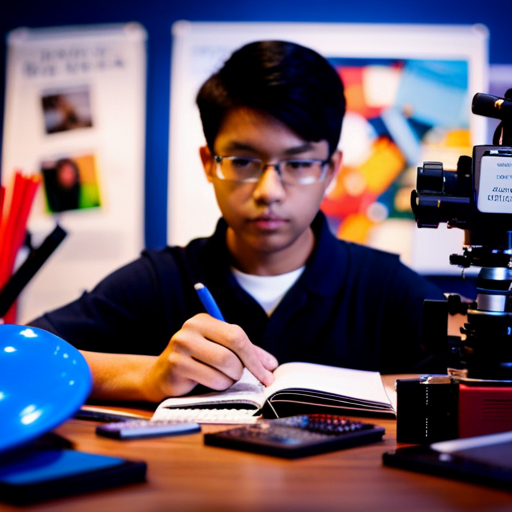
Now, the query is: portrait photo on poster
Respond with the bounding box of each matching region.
[40,84,93,134]
[40,153,102,214]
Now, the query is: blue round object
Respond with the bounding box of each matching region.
[0,324,92,452]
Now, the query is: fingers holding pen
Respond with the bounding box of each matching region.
[164,344,239,393]
[180,314,277,387]
[170,315,245,382]
[145,317,242,400]
[193,283,278,386]
[147,313,277,400]
[254,345,279,372]
[207,318,277,386]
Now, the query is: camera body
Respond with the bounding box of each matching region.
[397,92,512,444]
[411,144,512,267]
[396,376,512,443]
[411,92,512,381]
[396,377,459,444]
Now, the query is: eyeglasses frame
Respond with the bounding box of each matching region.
[212,155,332,185]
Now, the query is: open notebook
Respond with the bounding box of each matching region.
[152,362,395,424]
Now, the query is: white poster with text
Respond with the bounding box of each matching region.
[2,23,147,323]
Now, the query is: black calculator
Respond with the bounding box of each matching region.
[204,414,385,458]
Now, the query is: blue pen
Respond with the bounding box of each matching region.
[195,283,268,385]
[194,283,225,321]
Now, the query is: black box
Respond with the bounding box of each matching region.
[396,378,459,444]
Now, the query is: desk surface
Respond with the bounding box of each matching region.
[1,377,512,512]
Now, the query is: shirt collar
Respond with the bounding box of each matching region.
[203,211,346,296]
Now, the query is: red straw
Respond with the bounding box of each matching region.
[11,176,40,273]
[0,171,24,288]
[0,171,41,323]
[0,186,4,239]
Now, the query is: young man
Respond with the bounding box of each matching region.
[29,40,444,402]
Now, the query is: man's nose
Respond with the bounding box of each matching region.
[252,166,286,203]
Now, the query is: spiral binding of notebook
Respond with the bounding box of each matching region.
[153,407,260,424]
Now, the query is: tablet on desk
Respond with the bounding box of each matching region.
[383,431,512,490]
[0,448,146,505]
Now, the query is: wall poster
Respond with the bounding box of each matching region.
[2,23,147,323]
[168,22,488,275]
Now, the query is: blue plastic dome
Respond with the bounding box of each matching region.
[0,325,92,452]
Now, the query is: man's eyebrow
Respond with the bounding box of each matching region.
[221,141,316,155]
[284,143,316,155]
[223,142,257,152]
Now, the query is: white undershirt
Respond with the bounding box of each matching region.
[231,266,305,316]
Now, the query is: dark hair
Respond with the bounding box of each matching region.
[43,158,81,213]
[196,40,346,157]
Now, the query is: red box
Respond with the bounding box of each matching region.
[458,384,512,438]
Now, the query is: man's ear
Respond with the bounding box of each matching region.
[324,150,343,195]
[199,146,215,182]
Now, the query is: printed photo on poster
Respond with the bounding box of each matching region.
[41,153,101,213]
[40,85,93,134]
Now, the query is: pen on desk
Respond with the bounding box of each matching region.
[194,282,225,321]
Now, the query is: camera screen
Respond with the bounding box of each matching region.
[477,155,512,214]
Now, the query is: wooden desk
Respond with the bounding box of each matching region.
[1,379,511,511]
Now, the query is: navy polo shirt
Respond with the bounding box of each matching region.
[30,212,444,373]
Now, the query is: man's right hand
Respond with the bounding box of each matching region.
[141,313,278,401]
[82,314,278,403]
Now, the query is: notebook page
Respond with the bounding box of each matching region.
[152,368,265,423]
[264,362,392,407]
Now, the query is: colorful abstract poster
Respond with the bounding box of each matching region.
[323,57,471,253]
[168,22,488,274]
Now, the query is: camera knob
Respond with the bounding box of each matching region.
[417,161,444,192]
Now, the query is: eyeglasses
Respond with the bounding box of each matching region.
[213,155,331,185]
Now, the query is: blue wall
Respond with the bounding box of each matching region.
[1,0,510,249]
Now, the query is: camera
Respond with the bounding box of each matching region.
[411,90,512,381]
